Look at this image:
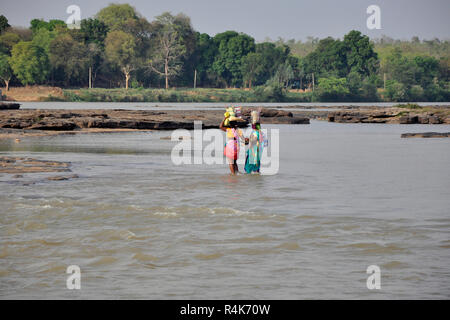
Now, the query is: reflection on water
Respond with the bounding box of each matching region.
[1,121,449,299]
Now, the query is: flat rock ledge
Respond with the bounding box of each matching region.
[0,156,72,174]
[401,132,450,138]
[0,108,309,134]
[327,108,450,124]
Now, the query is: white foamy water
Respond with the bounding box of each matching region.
[0,121,449,299]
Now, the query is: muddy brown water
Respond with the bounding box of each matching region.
[0,121,449,299]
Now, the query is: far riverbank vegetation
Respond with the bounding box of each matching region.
[0,4,449,102]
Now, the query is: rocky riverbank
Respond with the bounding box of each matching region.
[0,108,308,140]
[325,105,450,124]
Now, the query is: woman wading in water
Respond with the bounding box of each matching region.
[245,110,266,174]
[220,114,246,175]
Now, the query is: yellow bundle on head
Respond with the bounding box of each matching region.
[224,107,235,126]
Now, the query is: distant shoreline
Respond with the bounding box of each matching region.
[3,86,450,104]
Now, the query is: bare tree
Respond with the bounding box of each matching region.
[148,13,186,89]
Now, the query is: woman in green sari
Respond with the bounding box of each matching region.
[245,123,263,173]
[245,112,265,174]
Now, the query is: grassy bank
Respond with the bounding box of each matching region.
[45,88,313,103]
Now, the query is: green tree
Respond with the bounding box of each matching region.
[346,71,362,95]
[86,43,104,88]
[0,15,10,34]
[31,28,57,54]
[30,19,66,33]
[0,32,21,54]
[0,53,13,90]
[105,30,137,89]
[96,4,139,31]
[254,42,290,85]
[384,80,408,101]
[191,32,217,86]
[438,57,450,82]
[212,31,255,87]
[303,37,347,78]
[80,18,109,47]
[9,41,49,85]
[315,77,350,101]
[382,48,417,89]
[241,52,263,88]
[270,62,295,89]
[49,33,89,86]
[343,30,379,77]
[360,77,379,101]
[413,55,439,88]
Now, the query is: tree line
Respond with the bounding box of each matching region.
[0,4,449,102]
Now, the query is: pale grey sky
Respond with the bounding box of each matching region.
[1,0,449,41]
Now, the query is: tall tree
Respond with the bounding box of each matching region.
[343,30,378,77]
[0,53,13,90]
[9,41,49,85]
[170,13,197,86]
[148,13,187,89]
[191,32,217,87]
[96,4,139,31]
[86,42,104,88]
[0,15,10,34]
[241,52,263,88]
[212,31,255,87]
[303,37,347,78]
[255,42,290,85]
[105,30,137,89]
[49,33,89,86]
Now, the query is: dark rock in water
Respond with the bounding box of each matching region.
[29,120,77,131]
[242,108,293,118]
[401,132,449,138]
[262,116,309,124]
[327,109,448,124]
[0,102,21,110]
[291,117,310,124]
[47,174,79,181]
[328,112,370,123]
[399,116,419,124]
[0,156,72,174]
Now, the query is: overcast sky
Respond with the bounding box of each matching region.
[1,0,449,41]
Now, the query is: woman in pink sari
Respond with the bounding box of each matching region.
[220,117,245,175]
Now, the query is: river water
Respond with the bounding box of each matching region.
[0,121,449,299]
